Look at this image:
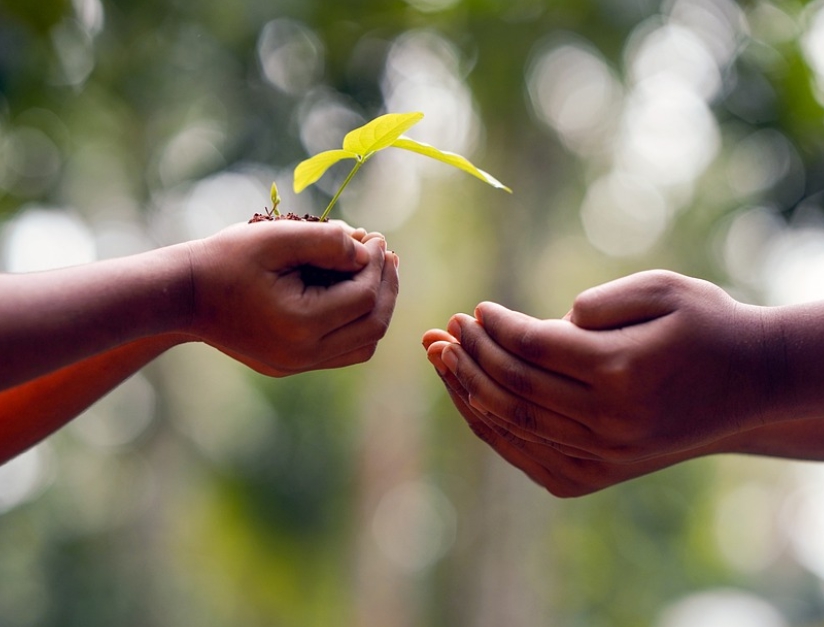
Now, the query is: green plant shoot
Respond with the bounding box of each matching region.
[292,112,511,221]
[269,181,281,216]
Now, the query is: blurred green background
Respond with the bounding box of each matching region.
[3,0,824,625]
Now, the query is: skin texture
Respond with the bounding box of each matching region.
[0,219,399,464]
[423,270,824,497]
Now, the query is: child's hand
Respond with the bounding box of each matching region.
[188,220,399,376]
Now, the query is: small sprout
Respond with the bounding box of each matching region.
[269,181,281,217]
[293,111,511,221]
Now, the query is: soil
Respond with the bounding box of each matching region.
[248,211,354,287]
[248,211,325,224]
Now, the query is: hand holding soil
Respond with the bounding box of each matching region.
[0,217,398,463]
[187,219,399,377]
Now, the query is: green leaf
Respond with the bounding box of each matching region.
[391,137,512,192]
[342,112,424,157]
[293,149,359,193]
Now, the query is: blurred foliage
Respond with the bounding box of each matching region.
[4,0,824,626]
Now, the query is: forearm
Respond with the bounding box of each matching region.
[0,243,193,390]
[699,416,824,461]
[678,303,824,461]
[0,334,189,464]
[766,302,824,423]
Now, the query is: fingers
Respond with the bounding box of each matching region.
[285,237,389,333]
[262,220,372,271]
[422,328,456,349]
[319,246,399,359]
[427,350,697,497]
[427,351,618,498]
[438,338,598,450]
[567,269,686,330]
[441,380,568,491]
[214,246,397,374]
[328,219,367,242]
[215,340,380,377]
[468,304,603,382]
[450,311,591,402]
[327,219,384,244]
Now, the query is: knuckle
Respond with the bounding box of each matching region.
[372,316,391,340]
[595,352,633,386]
[364,285,380,309]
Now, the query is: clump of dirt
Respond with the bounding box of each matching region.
[248,211,353,287]
[248,212,326,224]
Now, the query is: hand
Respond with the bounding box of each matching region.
[187,219,399,376]
[423,270,797,496]
[424,329,717,496]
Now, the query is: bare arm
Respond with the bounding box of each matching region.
[0,219,399,391]
[0,219,399,463]
[0,245,192,391]
[0,334,184,464]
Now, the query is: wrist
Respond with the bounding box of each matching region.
[765,303,824,423]
[142,242,199,338]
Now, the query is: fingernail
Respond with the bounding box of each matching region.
[355,243,369,265]
[441,345,458,372]
[393,253,399,269]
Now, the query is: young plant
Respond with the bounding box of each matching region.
[290,111,511,221]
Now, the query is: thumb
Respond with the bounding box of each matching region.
[268,221,374,272]
[569,270,683,330]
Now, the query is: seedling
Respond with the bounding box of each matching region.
[286,111,511,221]
[253,112,511,286]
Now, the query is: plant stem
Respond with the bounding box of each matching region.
[319,158,364,221]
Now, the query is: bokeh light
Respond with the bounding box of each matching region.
[1,206,95,272]
[615,75,720,189]
[382,30,479,156]
[527,37,623,155]
[371,480,457,573]
[69,373,157,449]
[655,589,788,627]
[803,1,824,103]
[0,446,54,516]
[580,171,671,257]
[258,19,324,96]
[4,1,824,625]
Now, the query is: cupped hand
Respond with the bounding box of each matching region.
[187,219,399,376]
[422,270,792,495]
[424,329,717,496]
